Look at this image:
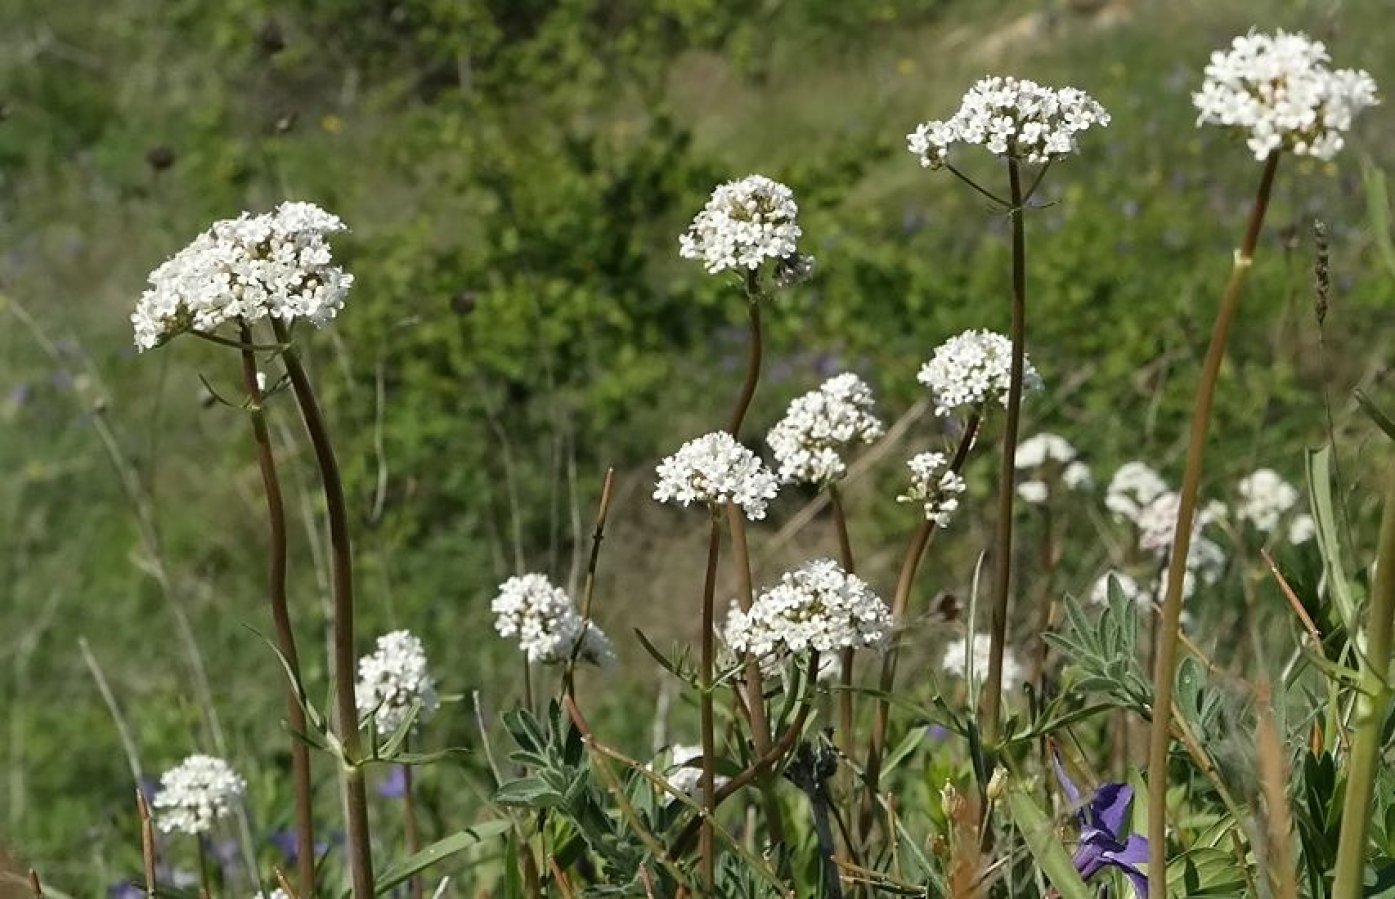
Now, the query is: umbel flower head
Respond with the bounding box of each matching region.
[152,754,246,835]
[355,630,440,734]
[654,431,780,520]
[133,201,353,351]
[1104,461,1170,523]
[491,573,616,667]
[767,373,885,485]
[1235,467,1300,534]
[724,558,892,662]
[941,633,1024,692]
[898,451,968,527]
[908,76,1110,169]
[679,174,804,275]
[918,329,1042,418]
[1194,30,1378,161]
[1014,432,1092,504]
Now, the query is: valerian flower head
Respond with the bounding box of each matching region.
[1104,461,1170,523]
[941,633,1024,692]
[1235,467,1300,534]
[355,630,440,734]
[918,329,1042,418]
[908,76,1109,169]
[133,201,353,351]
[1194,30,1378,161]
[1014,433,1092,505]
[654,431,780,520]
[724,558,892,662]
[152,755,246,836]
[767,373,885,485]
[678,175,802,275]
[491,573,617,667]
[898,451,968,526]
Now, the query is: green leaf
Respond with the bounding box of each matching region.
[1307,444,1358,634]
[1355,389,1395,443]
[494,776,563,808]
[1006,785,1094,899]
[372,822,512,895]
[1363,157,1395,282]
[1167,847,1248,897]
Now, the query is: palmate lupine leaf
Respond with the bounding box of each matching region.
[1044,582,1153,716]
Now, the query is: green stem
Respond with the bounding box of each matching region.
[239,323,316,899]
[1147,152,1279,899]
[727,291,763,438]
[981,156,1028,744]
[726,507,787,848]
[828,486,857,775]
[699,508,723,893]
[1332,462,1395,899]
[862,411,981,829]
[403,756,423,899]
[271,319,376,899]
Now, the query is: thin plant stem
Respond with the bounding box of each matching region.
[197,837,212,899]
[945,163,1010,209]
[981,156,1029,744]
[270,318,375,899]
[240,322,316,899]
[1331,459,1395,899]
[137,790,158,898]
[828,485,857,807]
[862,412,981,824]
[726,507,786,848]
[727,284,763,438]
[402,757,423,899]
[522,656,534,714]
[1146,152,1280,899]
[699,507,723,893]
[563,468,615,696]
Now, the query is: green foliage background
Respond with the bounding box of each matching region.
[2,0,1394,891]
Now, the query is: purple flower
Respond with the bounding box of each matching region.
[1053,751,1149,898]
[270,829,331,865]
[377,765,409,799]
[108,884,143,899]
[924,723,950,742]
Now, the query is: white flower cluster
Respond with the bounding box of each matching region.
[1236,468,1301,534]
[1194,30,1378,161]
[152,754,246,836]
[133,201,353,351]
[897,451,968,526]
[355,630,440,734]
[491,573,616,667]
[654,431,780,520]
[724,559,892,663]
[767,373,885,485]
[1014,432,1092,504]
[659,744,728,800]
[678,175,802,274]
[1104,461,1170,522]
[918,330,1042,418]
[941,633,1024,692]
[907,76,1110,168]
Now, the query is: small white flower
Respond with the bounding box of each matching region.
[659,744,728,801]
[908,76,1109,169]
[724,559,892,664]
[1014,433,1091,504]
[1194,30,1378,161]
[767,373,884,485]
[1236,468,1300,535]
[133,201,353,351]
[917,330,1042,418]
[898,451,968,526]
[1288,513,1317,545]
[355,630,440,734]
[152,755,246,836]
[254,891,290,899]
[1014,433,1077,469]
[941,633,1024,692]
[654,431,780,520]
[679,175,802,275]
[491,573,616,667]
[1016,480,1049,504]
[1105,461,1170,523]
